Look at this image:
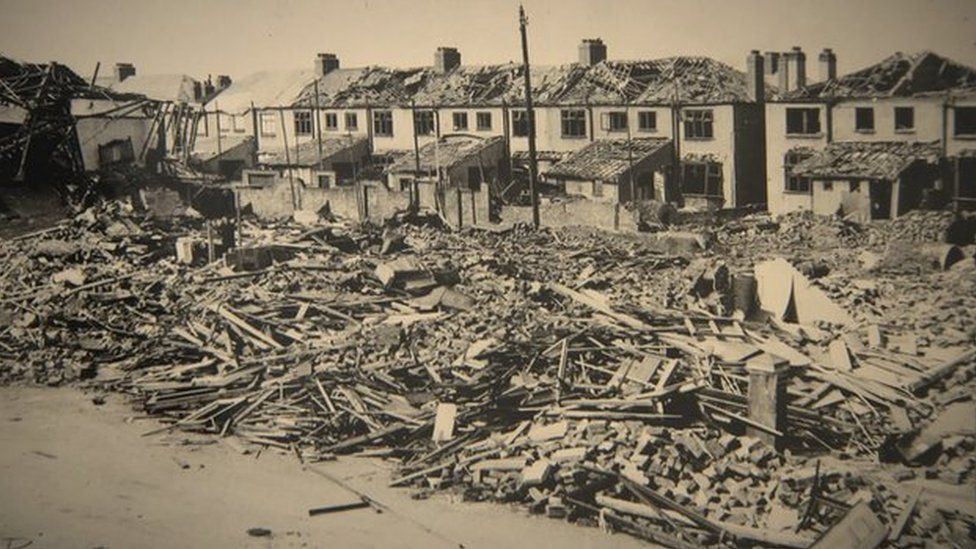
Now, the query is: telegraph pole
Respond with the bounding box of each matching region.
[519,4,540,229]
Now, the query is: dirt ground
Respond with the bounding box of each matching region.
[0,386,651,549]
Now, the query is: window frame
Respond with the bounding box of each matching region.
[894,106,914,132]
[373,110,393,137]
[452,112,468,132]
[601,111,628,132]
[785,107,822,136]
[855,107,875,133]
[345,112,358,131]
[954,107,976,137]
[637,111,657,133]
[259,111,276,138]
[783,150,813,193]
[683,109,714,140]
[682,161,723,197]
[414,110,435,136]
[476,111,492,131]
[324,112,339,131]
[293,110,313,136]
[561,109,587,138]
[512,109,531,137]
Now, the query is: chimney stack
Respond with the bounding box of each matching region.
[434,47,461,73]
[217,74,232,89]
[764,51,780,76]
[114,62,135,82]
[315,53,340,77]
[818,48,837,82]
[746,50,765,102]
[579,38,607,66]
[193,81,203,101]
[204,75,215,99]
[780,46,806,92]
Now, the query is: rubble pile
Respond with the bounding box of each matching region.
[1,203,975,548]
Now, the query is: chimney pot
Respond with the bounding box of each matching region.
[114,62,135,82]
[818,48,837,81]
[315,53,340,77]
[747,50,765,102]
[578,38,607,66]
[217,74,232,89]
[434,47,461,73]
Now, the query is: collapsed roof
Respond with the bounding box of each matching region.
[109,74,201,103]
[258,135,367,167]
[386,135,504,173]
[210,69,316,114]
[792,141,942,180]
[784,51,976,100]
[545,137,672,181]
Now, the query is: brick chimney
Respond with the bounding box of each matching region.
[217,75,232,89]
[114,62,135,82]
[434,47,461,73]
[193,81,203,101]
[764,51,780,76]
[746,50,765,102]
[818,48,837,82]
[578,38,607,66]
[779,46,806,92]
[315,53,340,77]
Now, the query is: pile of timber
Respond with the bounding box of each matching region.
[0,199,974,548]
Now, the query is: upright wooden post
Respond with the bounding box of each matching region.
[745,353,789,449]
[519,4,540,229]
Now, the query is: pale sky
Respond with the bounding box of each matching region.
[1,0,975,81]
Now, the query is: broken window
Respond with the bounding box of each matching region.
[638,111,657,132]
[373,110,393,137]
[477,112,492,131]
[682,161,722,196]
[895,107,914,131]
[414,110,435,136]
[955,107,976,136]
[345,112,358,131]
[317,173,333,189]
[785,108,821,135]
[683,109,713,139]
[561,109,587,138]
[98,138,135,167]
[850,181,861,192]
[855,107,874,132]
[325,112,338,130]
[453,112,468,131]
[823,181,834,191]
[294,110,313,136]
[259,112,276,137]
[601,111,628,132]
[784,151,812,193]
[512,110,531,137]
[399,178,412,192]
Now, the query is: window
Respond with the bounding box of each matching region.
[785,108,821,135]
[259,112,276,137]
[373,110,393,137]
[684,109,714,139]
[958,158,976,198]
[592,180,604,197]
[399,178,412,192]
[512,110,530,137]
[638,111,657,132]
[682,162,722,196]
[855,107,874,132]
[414,110,435,136]
[850,181,861,192]
[823,181,833,191]
[561,109,587,138]
[294,110,313,136]
[317,173,333,189]
[784,151,812,193]
[955,107,976,136]
[601,111,628,132]
[895,107,914,131]
[325,112,338,130]
[476,112,492,131]
[345,112,358,131]
[232,115,245,133]
[452,112,468,131]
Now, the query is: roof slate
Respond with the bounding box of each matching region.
[792,141,942,180]
[259,135,367,167]
[783,51,976,100]
[387,135,505,173]
[545,137,672,181]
